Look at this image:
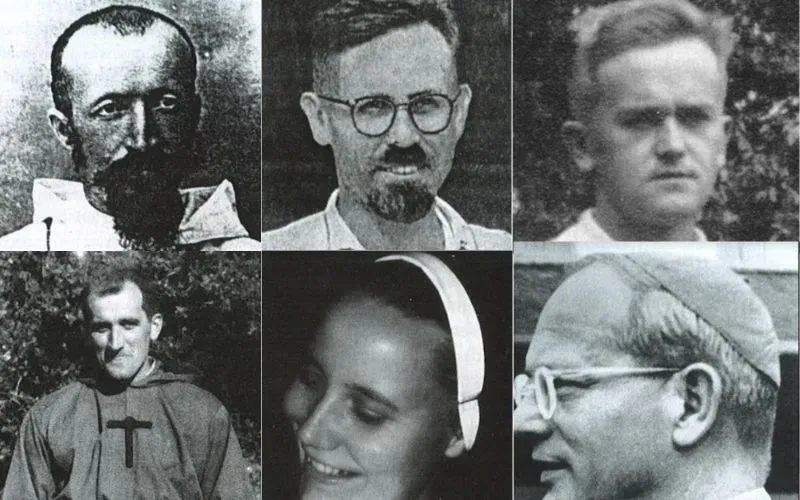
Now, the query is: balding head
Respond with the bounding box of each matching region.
[51,5,197,118]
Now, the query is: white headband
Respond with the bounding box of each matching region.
[376,253,485,450]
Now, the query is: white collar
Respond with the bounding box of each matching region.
[725,487,771,500]
[321,189,478,250]
[556,209,707,241]
[30,178,250,246]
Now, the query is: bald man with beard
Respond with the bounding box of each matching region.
[0,5,259,251]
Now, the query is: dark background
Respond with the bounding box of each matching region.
[0,252,261,496]
[0,0,261,239]
[264,252,513,500]
[513,258,799,499]
[263,0,512,233]
[513,0,799,241]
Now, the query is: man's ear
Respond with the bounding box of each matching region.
[561,120,595,173]
[444,429,466,458]
[450,83,473,141]
[670,362,723,448]
[190,92,202,131]
[300,92,332,146]
[149,313,164,342]
[717,115,733,169]
[48,108,74,150]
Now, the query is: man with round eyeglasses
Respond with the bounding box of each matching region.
[262,0,511,250]
[515,252,781,500]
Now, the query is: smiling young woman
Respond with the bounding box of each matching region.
[264,252,512,500]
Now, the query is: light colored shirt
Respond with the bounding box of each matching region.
[262,189,512,250]
[0,179,260,251]
[726,487,771,500]
[552,209,707,242]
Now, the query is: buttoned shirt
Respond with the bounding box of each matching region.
[0,179,259,251]
[552,209,707,242]
[262,189,511,250]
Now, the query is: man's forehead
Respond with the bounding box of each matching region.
[61,22,190,79]
[88,281,146,313]
[332,22,457,97]
[594,37,725,110]
[525,262,636,369]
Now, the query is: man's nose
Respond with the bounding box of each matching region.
[384,106,421,147]
[514,402,553,436]
[107,326,124,352]
[655,116,687,164]
[125,100,158,151]
[297,395,344,450]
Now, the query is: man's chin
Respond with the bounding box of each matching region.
[367,181,436,223]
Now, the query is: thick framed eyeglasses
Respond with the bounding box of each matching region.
[514,366,679,420]
[317,89,462,137]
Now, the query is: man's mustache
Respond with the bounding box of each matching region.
[93,150,186,187]
[380,145,428,167]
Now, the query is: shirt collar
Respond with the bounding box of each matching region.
[30,178,250,245]
[725,487,771,500]
[577,209,707,241]
[321,189,477,250]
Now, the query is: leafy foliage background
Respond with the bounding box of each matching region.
[513,0,799,241]
[0,252,261,495]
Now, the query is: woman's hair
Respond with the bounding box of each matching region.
[337,260,459,419]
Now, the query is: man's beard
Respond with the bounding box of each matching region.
[367,144,436,223]
[85,148,188,250]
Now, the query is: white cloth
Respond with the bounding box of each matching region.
[725,487,771,500]
[552,209,707,242]
[0,178,259,251]
[262,189,511,250]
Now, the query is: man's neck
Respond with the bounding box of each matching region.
[338,193,444,250]
[640,447,762,500]
[593,199,699,241]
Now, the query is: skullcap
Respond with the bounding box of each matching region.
[577,253,780,385]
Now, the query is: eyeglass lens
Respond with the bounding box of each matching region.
[352,94,452,135]
[534,368,556,418]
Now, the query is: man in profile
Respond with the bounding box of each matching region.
[554,0,733,241]
[262,0,511,250]
[2,263,253,499]
[0,5,259,250]
[515,253,780,500]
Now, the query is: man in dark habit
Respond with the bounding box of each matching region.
[1,263,254,499]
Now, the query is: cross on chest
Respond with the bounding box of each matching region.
[106,416,152,468]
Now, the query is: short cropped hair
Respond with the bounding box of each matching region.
[310,0,460,93]
[568,0,735,122]
[80,263,161,323]
[615,288,777,479]
[51,5,198,118]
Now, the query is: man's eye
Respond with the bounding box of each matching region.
[155,94,180,111]
[622,111,664,129]
[357,99,393,116]
[554,377,592,390]
[677,108,710,127]
[94,101,125,118]
[411,96,445,115]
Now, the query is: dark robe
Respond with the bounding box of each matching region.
[2,360,254,499]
